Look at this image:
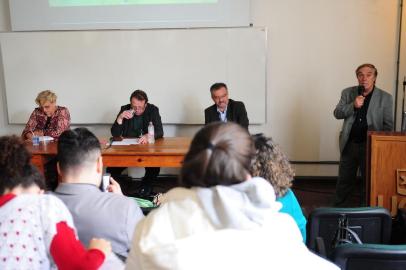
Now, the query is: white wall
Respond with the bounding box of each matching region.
[0,0,404,176]
[0,1,20,136]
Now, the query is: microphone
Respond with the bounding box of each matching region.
[354,85,365,114]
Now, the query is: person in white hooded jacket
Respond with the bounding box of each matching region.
[126,122,338,270]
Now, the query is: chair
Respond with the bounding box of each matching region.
[332,243,406,270]
[391,208,406,244]
[307,207,392,257]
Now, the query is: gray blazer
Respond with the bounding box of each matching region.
[52,183,144,257]
[334,86,393,153]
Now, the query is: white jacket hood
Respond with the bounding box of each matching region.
[125,177,339,270]
[195,177,281,229]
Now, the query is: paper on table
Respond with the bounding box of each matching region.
[111,138,139,145]
[39,136,54,141]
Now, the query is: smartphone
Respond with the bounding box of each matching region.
[101,173,111,192]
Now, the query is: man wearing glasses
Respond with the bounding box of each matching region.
[204,82,249,129]
[109,89,163,197]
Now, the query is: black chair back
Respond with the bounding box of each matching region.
[332,243,406,270]
[307,207,392,257]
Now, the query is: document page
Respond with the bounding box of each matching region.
[39,136,54,141]
[111,138,139,145]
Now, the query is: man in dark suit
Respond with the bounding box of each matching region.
[108,89,163,196]
[333,63,393,206]
[204,82,249,129]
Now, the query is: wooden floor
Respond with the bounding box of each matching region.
[292,177,360,217]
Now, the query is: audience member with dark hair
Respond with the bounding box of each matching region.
[126,122,338,270]
[53,128,144,258]
[0,137,36,195]
[251,134,307,242]
[20,164,46,193]
[0,135,111,270]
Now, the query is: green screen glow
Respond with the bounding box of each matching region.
[49,0,217,6]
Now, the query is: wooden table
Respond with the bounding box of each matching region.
[102,137,191,168]
[27,137,191,174]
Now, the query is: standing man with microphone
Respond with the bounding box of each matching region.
[333,63,393,207]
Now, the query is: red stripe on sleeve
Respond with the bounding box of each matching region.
[0,193,16,207]
[50,221,105,270]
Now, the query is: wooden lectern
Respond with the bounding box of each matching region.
[367,131,406,216]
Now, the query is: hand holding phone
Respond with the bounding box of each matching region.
[101,173,111,192]
[106,178,123,195]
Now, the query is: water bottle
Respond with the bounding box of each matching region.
[32,135,40,146]
[148,121,155,144]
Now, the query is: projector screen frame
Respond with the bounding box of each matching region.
[9,0,251,31]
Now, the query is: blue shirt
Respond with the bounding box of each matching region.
[277,189,307,242]
[217,107,228,122]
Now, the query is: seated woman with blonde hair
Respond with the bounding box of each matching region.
[251,134,307,242]
[22,90,70,140]
[126,122,338,270]
[0,135,112,269]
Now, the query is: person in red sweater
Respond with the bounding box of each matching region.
[0,135,111,270]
